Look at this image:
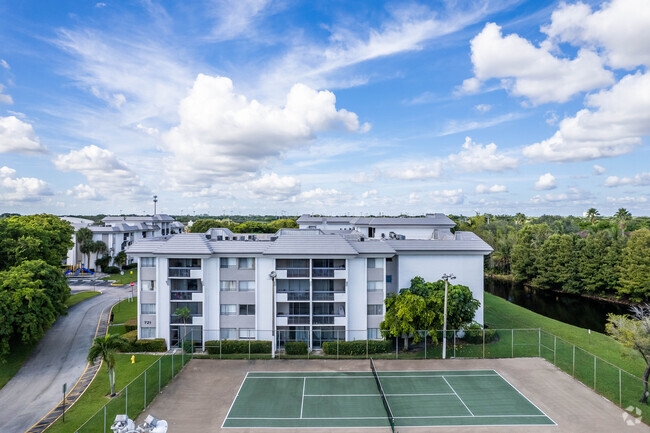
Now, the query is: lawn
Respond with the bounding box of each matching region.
[45,354,160,433]
[0,341,38,390]
[65,291,100,308]
[111,298,137,324]
[100,269,137,285]
[107,324,127,336]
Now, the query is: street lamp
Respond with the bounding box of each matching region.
[269,271,277,359]
[441,273,456,359]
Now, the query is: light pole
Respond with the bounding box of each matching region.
[441,273,456,359]
[269,271,277,358]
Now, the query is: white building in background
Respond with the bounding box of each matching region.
[127,214,492,350]
[62,214,184,268]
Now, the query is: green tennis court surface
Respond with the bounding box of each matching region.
[222,369,555,428]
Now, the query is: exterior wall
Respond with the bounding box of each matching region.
[386,257,398,294]
[204,257,220,341]
[397,254,485,324]
[256,258,275,341]
[347,257,367,340]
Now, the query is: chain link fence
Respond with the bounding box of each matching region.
[74,331,195,433]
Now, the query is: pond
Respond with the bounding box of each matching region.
[484,278,631,333]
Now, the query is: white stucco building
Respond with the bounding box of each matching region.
[127,213,492,350]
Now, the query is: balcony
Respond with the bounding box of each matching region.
[287,315,310,325]
[169,268,202,278]
[312,315,345,325]
[287,292,310,301]
[312,267,347,278]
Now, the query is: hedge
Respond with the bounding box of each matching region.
[124,318,137,332]
[133,338,167,352]
[103,265,121,274]
[322,340,393,356]
[284,341,308,355]
[122,330,138,346]
[461,329,498,344]
[205,340,272,354]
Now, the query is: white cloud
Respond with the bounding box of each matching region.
[460,78,481,94]
[0,166,52,202]
[448,136,518,172]
[428,188,464,205]
[0,59,9,69]
[246,173,301,201]
[382,160,443,180]
[474,104,492,112]
[0,84,12,104]
[606,196,648,204]
[53,145,149,200]
[207,0,271,41]
[162,74,367,190]
[475,184,507,194]
[66,184,103,200]
[437,112,523,136]
[530,188,591,204]
[362,189,377,198]
[593,164,606,175]
[535,173,557,190]
[542,0,650,69]
[293,188,349,207]
[350,171,376,183]
[408,192,420,204]
[604,172,650,187]
[0,116,46,153]
[545,111,558,126]
[523,72,650,162]
[468,22,613,104]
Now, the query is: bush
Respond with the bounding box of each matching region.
[285,341,308,355]
[122,330,138,348]
[182,339,194,354]
[204,340,272,354]
[461,323,498,344]
[104,265,121,274]
[133,338,167,352]
[124,318,137,332]
[123,263,138,270]
[322,340,393,356]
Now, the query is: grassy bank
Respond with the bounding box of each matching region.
[0,341,38,390]
[65,291,100,308]
[101,270,137,285]
[111,298,137,324]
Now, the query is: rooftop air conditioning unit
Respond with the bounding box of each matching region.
[216,235,223,241]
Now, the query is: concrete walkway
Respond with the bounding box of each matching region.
[0,283,131,433]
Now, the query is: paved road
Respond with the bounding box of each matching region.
[0,283,131,433]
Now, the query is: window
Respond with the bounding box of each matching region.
[141,257,155,267]
[171,302,202,315]
[220,280,237,291]
[220,304,236,315]
[239,304,255,315]
[239,281,255,292]
[386,275,392,283]
[220,257,236,268]
[170,279,201,292]
[220,328,236,340]
[238,258,255,269]
[368,328,381,340]
[239,328,255,340]
[141,280,155,291]
[367,304,383,315]
[141,327,156,338]
[141,303,156,314]
[367,281,383,292]
[367,258,383,269]
[168,258,200,268]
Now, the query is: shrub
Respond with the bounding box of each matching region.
[104,265,121,274]
[133,339,167,352]
[122,330,138,349]
[124,318,137,332]
[182,339,194,354]
[322,340,393,356]
[204,340,272,354]
[123,263,138,270]
[460,323,498,344]
[285,341,308,355]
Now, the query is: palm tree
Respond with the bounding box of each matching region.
[79,239,95,269]
[175,306,191,348]
[586,208,599,224]
[614,208,632,234]
[76,227,93,265]
[87,334,129,396]
[515,213,526,226]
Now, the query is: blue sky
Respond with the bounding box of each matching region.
[0,0,648,217]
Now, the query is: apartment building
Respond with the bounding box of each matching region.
[127,218,493,351]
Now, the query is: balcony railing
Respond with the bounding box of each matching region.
[169,268,191,278]
[312,315,344,325]
[280,268,309,278]
[287,315,310,325]
[170,314,201,324]
[171,292,193,300]
[287,292,310,301]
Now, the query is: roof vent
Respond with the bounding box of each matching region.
[216,235,223,241]
[205,234,211,240]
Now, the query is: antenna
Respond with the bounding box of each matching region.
[153,195,158,215]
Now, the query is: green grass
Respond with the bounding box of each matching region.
[111,298,137,324]
[45,354,161,433]
[107,325,127,336]
[100,270,137,285]
[0,340,38,390]
[65,291,100,308]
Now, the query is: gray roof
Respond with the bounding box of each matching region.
[297,213,455,228]
[127,238,167,254]
[102,214,175,224]
[350,241,396,254]
[385,231,492,253]
[210,242,269,254]
[262,234,359,256]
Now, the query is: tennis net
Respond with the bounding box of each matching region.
[370,358,395,432]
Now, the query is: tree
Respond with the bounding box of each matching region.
[175,306,191,345]
[233,221,275,233]
[114,251,127,268]
[615,208,632,235]
[578,232,619,295]
[79,239,95,268]
[606,306,650,403]
[515,213,526,226]
[87,334,129,396]
[534,234,582,293]
[189,219,236,233]
[618,228,650,301]
[586,208,599,224]
[511,224,552,282]
[95,254,111,271]
[267,218,299,230]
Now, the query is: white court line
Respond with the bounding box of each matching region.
[227,414,552,420]
[441,376,474,417]
[221,371,249,429]
[300,378,306,419]
[245,374,498,379]
[303,393,456,397]
[492,370,558,426]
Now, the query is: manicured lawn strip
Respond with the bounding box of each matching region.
[45,354,160,433]
[100,270,137,285]
[65,291,100,308]
[0,341,38,390]
[484,292,646,377]
[111,298,138,324]
[108,325,127,336]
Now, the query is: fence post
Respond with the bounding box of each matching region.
[453,333,456,359]
[538,328,541,357]
[220,339,222,360]
[482,329,485,358]
[103,405,106,433]
[337,340,339,360]
[619,368,622,407]
[424,331,427,360]
[572,345,575,377]
[553,336,557,365]
[366,339,369,359]
[511,329,514,358]
[395,337,398,360]
[144,369,147,408]
[125,385,128,416]
[172,349,174,378]
[249,339,251,360]
[158,358,161,393]
[594,356,597,389]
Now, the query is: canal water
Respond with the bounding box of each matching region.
[484,278,631,333]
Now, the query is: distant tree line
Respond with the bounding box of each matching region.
[0,215,74,362]
[454,210,650,302]
[189,218,298,233]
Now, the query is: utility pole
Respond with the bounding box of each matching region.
[153,195,158,215]
[441,273,456,359]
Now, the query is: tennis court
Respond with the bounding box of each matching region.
[222,362,555,429]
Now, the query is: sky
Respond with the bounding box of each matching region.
[0,0,648,217]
